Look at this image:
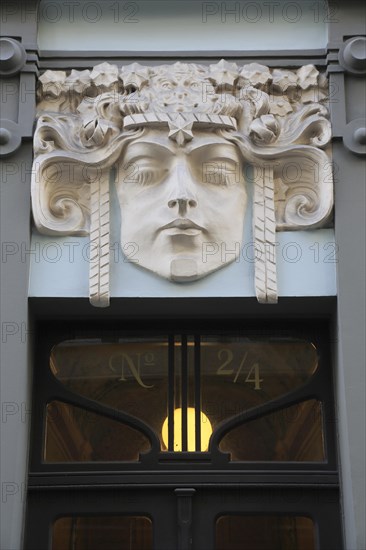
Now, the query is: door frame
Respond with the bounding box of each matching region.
[25,316,342,549]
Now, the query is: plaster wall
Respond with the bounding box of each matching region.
[29,229,337,299]
[38,0,328,52]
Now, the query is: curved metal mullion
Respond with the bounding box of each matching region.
[209,375,321,453]
[47,384,161,454]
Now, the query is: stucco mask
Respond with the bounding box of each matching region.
[32,61,333,306]
[115,130,247,281]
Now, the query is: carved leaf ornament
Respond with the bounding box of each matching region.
[32,61,333,307]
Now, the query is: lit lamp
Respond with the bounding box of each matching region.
[162,407,212,452]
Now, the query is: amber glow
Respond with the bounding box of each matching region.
[162,407,212,452]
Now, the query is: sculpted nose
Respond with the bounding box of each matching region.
[168,197,197,209]
[168,194,197,217]
[167,165,198,214]
[176,86,187,100]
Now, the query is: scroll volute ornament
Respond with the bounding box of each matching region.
[32,61,333,307]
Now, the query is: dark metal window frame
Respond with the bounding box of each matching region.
[29,318,338,477]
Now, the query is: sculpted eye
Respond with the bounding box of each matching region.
[123,161,167,187]
[201,159,241,187]
[204,171,231,186]
[134,169,160,186]
[160,81,175,90]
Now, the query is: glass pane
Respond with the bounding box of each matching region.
[201,337,318,432]
[216,515,315,550]
[44,401,151,462]
[50,338,168,451]
[52,516,153,550]
[220,400,324,461]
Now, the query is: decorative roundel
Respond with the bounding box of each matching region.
[339,37,366,76]
[343,118,366,156]
[0,120,22,157]
[0,37,26,77]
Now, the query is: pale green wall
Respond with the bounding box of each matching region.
[38,0,328,51]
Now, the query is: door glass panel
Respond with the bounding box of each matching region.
[216,515,315,550]
[44,401,151,462]
[52,516,153,550]
[219,400,324,461]
[50,338,168,451]
[201,337,318,434]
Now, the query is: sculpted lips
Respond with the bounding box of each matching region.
[160,218,206,235]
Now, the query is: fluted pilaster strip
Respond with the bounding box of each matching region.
[89,172,110,307]
[253,165,278,303]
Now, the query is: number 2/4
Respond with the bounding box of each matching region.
[217,349,263,390]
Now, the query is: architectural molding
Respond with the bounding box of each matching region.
[328,35,366,157]
[0,36,38,158]
[343,118,366,157]
[0,4,40,549]
[0,37,27,76]
[32,61,333,306]
[328,13,366,547]
[338,37,366,76]
[0,119,22,157]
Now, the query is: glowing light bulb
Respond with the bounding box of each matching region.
[162,407,212,452]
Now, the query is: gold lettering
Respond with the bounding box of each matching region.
[216,348,234,375]
[109,353,154,389]
[216,349,263,389]
[245,363,263,390]
[233,352,248,383]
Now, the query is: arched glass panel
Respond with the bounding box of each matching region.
[44,401,151,462]
[201,337,318,432]
[219,399,324,461]
[50,338,168,450]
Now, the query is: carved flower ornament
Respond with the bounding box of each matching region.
[33,61,333,307]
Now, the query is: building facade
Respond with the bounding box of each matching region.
[1,1,365,549]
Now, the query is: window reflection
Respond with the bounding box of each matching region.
[50,339,169,452]
[216,515,315,550]
[201,338,318,432]
[220,400,324,461]
[44,401,151,462]
[52,516,153,550]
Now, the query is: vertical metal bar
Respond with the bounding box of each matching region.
[175,488,195,550]
[194,335,201,452]
[168,335,175,452]
[181,334,188,452]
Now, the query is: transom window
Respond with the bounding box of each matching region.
[46,335,323,461]
[30,321,336,471]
